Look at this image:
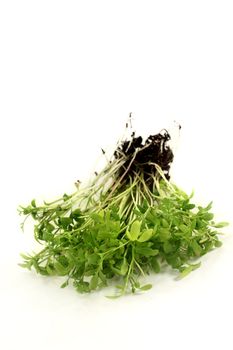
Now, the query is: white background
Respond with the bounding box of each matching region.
[0,1,233,349]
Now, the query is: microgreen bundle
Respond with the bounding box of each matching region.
[19,120,227,297]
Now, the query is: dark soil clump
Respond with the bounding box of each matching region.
[114,130,174,187]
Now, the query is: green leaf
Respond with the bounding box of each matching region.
[110,265,122,276]
[120,258,128,276]
[178,262,201,279]
[37,266,49,276]
[134,280,141,289]
[99,271,107,284]
[91,212,104,223]
[204,201,213,211]
[42,231,53,242]
[191,219,196,230]
[185,204,195,210]
[151,257,160,273]
[214,240,223,247]
[110,258,128,276]
[46,222,55,232]
[140,284,152,291]
[163,241,173,253]
[179,224,189,233]
[71,209,85,224]
[20,253,31,260]
[203,241,214,252]
[190,240,202,256]
[116,285,124,290]
[63,193,71,201]
[146,210,159,225]
[161,219,169,228]
[75,281,90,293]
[31,199,36,207]
[46,264,56,275]
[166,255,182,268]
[135,246,159,257]
[54,257,70,276]
[90,274,99,290]
[18,262,30,268]
[158,228,171,242]
[127,220,142,241]
[87,253,100,266]
[60,280,69,288]
[212,222,229,228]
[58,217,73,229]
[202,213,214,221]
[138,228,153,242]
[106,294,122,299]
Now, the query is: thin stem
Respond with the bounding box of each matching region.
[134,259,146,277]
[104,149,139,202]
[123,245,135,294]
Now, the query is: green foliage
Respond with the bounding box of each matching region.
[18,163,228,297]
[178,262,201,279]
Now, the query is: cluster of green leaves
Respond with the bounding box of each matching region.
[19,176,227,297]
